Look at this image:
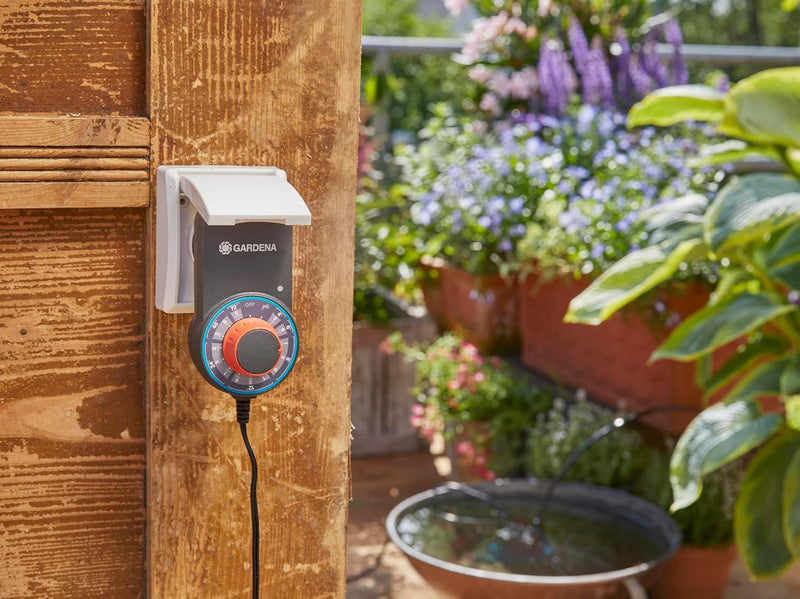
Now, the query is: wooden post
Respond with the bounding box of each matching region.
[147,2,360,598]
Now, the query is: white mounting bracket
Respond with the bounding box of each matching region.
[155,165,311,313]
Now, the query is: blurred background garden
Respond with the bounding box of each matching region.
[348,1,800,597]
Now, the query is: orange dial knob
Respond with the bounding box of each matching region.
[222,317,282,376]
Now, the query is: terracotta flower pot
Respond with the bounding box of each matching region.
[649,544,738,599]
[420,257,520,355]
[518,274,721,434]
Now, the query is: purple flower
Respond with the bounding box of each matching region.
[666,20,689,87]
[591,243,606,259]
[642,31,668,88]
[509,197,525,213]
[478,215,492,228]
[628,54,653,98]
[499,239,513,252]
[538,39,575,115]
[591,39,616,110]
[612,28,633,106]
[664,18,683,46]
[568,17,597,105]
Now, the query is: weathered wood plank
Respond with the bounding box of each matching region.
[0,158,149,170]
[0,170,149,181]
[148,1,361,597]
[0,148,149,158]
[0,209,146,599]
[0,182,149,209]
[0,116,150,147]
[351,316,436,458]
[0,0,146,115]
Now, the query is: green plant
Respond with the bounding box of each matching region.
[386,331,552,479]
[566,67,800,578]
[634,447,741,547]
[525,393,646,488]
[354,177,423,323]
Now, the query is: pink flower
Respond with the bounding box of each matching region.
[479,92,500,115]
[456,440,476,458]
[473,371,485,383]
[443,0,469,16]
[378,338,393,356]
[468,64,493,84]
[447,379,461,391]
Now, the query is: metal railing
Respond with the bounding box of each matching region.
[362,35,800,66]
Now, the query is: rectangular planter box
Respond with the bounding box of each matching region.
[519,275,713,434]
[420,257,520,355]
[351,312,437,457]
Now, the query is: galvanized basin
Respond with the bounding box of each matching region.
[386,479,680,599]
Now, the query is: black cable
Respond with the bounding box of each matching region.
[346,535,390,584]
[236,397,260,599]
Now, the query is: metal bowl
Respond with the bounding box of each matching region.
[386,479,680,599]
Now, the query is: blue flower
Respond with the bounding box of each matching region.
[509,197,524,213]
[591,243,606,259]
[559,208,589,234]
[510,224,527,238]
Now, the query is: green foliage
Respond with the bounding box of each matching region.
[567,66,800,577]
[634,448,742,547]
[353,178,422,323]
[361,0,478,143]
[736,431,800,577]
[524,395,646,488]
[668,400,782,510]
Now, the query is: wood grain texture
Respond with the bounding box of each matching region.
[148,1,361,598]
[0,209,146,599]
[0,182,149,209]
[0,0,146,114]
[0,117,151,209]
[0,116,150,147]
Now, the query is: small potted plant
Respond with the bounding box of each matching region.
[524,392,647,487]
[524,394,741,598]
[385,331,552,480]
[634,450,741,599]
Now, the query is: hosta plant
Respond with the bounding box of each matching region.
[566,67,800,578]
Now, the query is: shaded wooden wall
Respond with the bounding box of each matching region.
[0,1,359,597]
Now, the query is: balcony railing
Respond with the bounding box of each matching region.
[362,35,800,67]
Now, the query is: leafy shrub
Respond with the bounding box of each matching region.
[525,394,646,488]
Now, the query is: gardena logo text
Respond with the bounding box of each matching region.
[219,241,277,255]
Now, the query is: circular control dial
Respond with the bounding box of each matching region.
[201,296,298,395]
[222,317,282,376]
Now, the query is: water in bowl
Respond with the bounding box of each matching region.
[396,495,666,577]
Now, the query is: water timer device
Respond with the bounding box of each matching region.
[155,165,311,599]
[188,218,299,397]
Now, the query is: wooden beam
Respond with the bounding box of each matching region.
[147,2,360,598]
[0,116,150,147]
[0,209,146,598]
[0,182,149,209]
[0,0,146,115]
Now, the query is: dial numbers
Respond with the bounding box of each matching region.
[201,296,298,395]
